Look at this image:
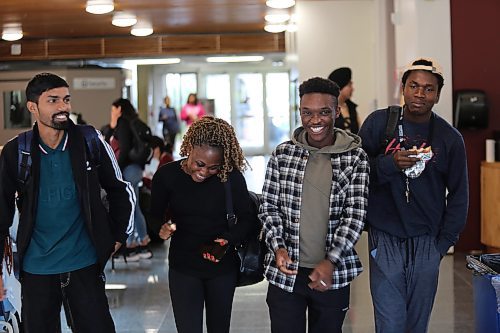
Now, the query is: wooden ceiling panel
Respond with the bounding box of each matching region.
[220,34,281,53]
[161,35,219,54]
[0,40,46,60]
[0,1,291,60]
[48,38,103,58]
[0,0,278,39]
[105,37,160,56]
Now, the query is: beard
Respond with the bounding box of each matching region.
[51,120,69,130]
[46,112,70,130]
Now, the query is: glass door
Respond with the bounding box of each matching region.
[202,71,291,155]
[234,73,264,154]
[266,72,290,150]
[206,74,231,123]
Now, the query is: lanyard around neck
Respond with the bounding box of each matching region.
[397,106,435,149]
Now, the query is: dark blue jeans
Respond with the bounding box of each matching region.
[266,267,350,333]
[21,264,115,333]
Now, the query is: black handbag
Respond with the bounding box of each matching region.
[224,181,265,287]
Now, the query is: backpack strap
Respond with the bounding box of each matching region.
[78,125,101,167]
[380,105,402,154]
[223,179,237,228]
[385,105,401,138]
[17,130,33,186]
[17,126,101,190]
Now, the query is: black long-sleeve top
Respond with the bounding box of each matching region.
[150,160,253,278]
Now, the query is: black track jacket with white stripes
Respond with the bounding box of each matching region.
[0,121,135,272]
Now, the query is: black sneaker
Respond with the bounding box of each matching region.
[113,248,140,263]
[136,246,153,259]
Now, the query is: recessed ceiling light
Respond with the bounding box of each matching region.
[206,56,264,63]
[264,13,290,24]
[2,23,23,41]
[131,22,154,37]
[86,0,114,15]
[112,12,137,27]
[264,24,287,33]
[266,0,295,9]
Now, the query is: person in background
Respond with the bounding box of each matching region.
[328,67,361,134]
[180,93,206,127]
[150,116,253,333]
[0,73,134,332]
[159,96,180,147]
[358,58,469,333]
[142,135,174,189]
[107,98,152,261]
[260,77,369,333]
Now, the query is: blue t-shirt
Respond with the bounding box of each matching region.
[23,134,97,274]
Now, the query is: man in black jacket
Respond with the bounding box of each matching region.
[0,73,135,332]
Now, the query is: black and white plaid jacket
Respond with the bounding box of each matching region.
[260,131,369,291]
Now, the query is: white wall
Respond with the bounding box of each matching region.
[296,0,376,122]
[295,0,452,123]
[393,0,453,122]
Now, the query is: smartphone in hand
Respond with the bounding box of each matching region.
[200,242,229,261]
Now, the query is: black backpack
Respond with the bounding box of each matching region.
[128,118,154,165]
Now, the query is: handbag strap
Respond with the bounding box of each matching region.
[223,180,237,229]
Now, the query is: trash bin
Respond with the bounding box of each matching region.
[467,254,500,333]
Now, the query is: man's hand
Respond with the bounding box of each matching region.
[308,259,334,291]
[393,150,420,170]
[159,222,176,240]
[275,248,298,275]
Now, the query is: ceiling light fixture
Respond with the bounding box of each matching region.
[264,24,287,33]
[131,21,153,37]
[264,13,290,24]
[2,23,23,41]
[206,56,264,63]
[112,12,137,27]
[86,0,114,15]
[123,58,181,66]
[266,0,295,9]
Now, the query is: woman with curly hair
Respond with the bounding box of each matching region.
[150,116,253,333]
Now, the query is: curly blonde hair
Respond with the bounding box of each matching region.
[180,116,248,182]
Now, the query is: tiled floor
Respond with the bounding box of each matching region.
[91,236,475,333]
[63,156,477,333]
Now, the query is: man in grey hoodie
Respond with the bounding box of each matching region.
[260,77,370,333]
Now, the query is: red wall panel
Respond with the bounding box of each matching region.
[450,0,500,251]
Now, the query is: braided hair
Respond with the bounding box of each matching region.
[180,116,247,182]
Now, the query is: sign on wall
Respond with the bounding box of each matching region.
[73,77,116,90]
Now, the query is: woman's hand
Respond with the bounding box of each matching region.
[202,238,228,263]
[159,222,176,240]
[112,242,122,256]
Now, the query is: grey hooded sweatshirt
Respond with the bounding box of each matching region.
[292,127,363,267]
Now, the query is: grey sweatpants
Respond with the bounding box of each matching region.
[368,227,442,333]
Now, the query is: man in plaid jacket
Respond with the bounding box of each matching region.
[259,77,369,333]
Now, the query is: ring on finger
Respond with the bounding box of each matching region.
[319,280,327,287]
